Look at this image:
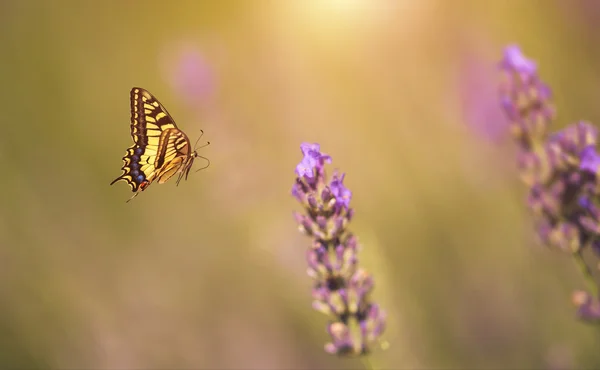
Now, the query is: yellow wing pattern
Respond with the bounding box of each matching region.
[111,87,200,202]
[156,128,191,184]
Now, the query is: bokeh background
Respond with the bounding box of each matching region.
[1,0,600,368]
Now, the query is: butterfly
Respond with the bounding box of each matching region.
[111,87,209,202]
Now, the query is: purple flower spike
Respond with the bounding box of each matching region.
[295,142,332,180]
[498,45,600,324]
[291,143,386,357]
[580,146,600,174]
[330,172,352,210]
[498,45,555,151]
[500,45,537,75]
[573,291,600,323]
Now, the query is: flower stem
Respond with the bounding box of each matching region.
[573,250,599,299]
[361,355,376,370]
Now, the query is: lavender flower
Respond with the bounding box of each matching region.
[499,45,554,156]
[573,290,600,322]
[499,45,600,322]
[167,47,215,108]
[292,142,386,355]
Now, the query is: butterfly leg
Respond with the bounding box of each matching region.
[126,191,141,203]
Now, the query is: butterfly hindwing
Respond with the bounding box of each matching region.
[156,128,192,184]
[110,146,146,192]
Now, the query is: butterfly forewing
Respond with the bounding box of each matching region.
[130,88,178,144]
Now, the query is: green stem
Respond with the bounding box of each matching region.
[573,250,599,299]
[361,355,376,370]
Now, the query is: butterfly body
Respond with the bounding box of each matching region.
[111,87,208,202]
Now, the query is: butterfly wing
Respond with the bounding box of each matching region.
[155,128,193,184]
[111,87,180,192]
[129,87,178,145]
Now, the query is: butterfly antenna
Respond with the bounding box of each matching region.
[193,129,205,151]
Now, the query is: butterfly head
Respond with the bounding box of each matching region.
[175,140,211,186]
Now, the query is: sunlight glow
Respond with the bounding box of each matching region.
[278,0,429,37]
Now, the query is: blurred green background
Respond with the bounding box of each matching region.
[1,0,600,368]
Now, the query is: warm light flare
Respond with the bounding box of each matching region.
[317,0,375,13]
[291,0,392,23]
[276,0,430,39]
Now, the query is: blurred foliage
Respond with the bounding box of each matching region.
[1,0,600,368]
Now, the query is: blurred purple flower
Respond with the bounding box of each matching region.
[169,48,215,106]
[498,45,600,322]
[499,45,554,152]
[544,343,573,370]
[291,142,385,356]
[580,145,600,173]
[573,290,600,323]
[459,47,507,142]
[500,45,537,75]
